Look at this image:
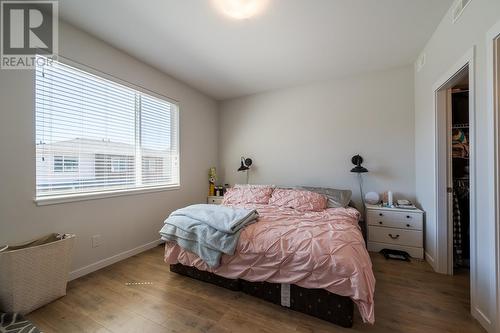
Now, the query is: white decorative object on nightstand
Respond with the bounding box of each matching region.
[366,204,424,259]
[207,196,223,205]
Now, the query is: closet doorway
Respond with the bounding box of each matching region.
[434,48,476,284]
[437,65,471,275]
[449,72,470,274]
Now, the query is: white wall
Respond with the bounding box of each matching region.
[219,66,415,209]
[414,0,500,331]
[0,22,218,277]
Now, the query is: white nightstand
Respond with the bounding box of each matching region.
[207,196,223,205]
[365,204,424,259]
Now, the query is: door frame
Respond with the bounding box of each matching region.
[433,46,476,297]
[487,20,500,333]
[446,87,454,275]
[435,84,457,274]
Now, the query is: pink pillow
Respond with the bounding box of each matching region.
[269,189,327,212]
[222,187,274,205]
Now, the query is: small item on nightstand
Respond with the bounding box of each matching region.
[381,191,388,206]
[380,249,410,262]
[216,186,223,196]
[208,167,217,196]
[364,192,380,205]
[396,199,417,210]
[381,191,394,208]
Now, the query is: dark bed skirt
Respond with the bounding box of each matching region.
[169,264,354,328]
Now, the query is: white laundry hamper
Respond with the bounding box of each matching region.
[0,233,75,314]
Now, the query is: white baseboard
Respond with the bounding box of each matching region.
[425,251,436,269]
[472,306,494,332]
[69,239,163,281]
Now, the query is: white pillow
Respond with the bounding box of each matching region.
[299,186,352,208]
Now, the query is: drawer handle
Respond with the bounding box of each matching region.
[388,234,400,240]
[406,215,412,219]
[378,221,383,225]
[406,224,411,228]
[379,213,383,216]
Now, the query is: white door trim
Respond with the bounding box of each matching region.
[446,88,454,276]
[486,20,500,333]
[433,45,477,315]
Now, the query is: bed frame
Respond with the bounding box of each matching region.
[170,264,354,328]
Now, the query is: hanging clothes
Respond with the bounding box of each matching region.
[453,191,463,266]
[452,129,469,159]
[453,179,470,268]
[451,90,470,271]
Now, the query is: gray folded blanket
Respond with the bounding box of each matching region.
[159,204,259,267]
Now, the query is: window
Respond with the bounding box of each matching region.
[110,156,129,173]
[35,57,179,202]
[54,156,79,173]
[142,156,164,184]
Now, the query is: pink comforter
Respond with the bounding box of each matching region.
[164,204,375,323]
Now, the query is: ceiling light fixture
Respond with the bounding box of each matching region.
[212,0,269,20]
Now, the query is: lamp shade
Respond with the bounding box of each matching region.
[350,154,368,173]
[237,161,249,171]
[237,157,252,172]
[350,165,368,173]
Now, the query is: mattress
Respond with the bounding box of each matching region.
[164,203,375,323]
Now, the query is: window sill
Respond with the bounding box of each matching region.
[34,185,180,206]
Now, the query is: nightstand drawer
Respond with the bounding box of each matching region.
[367,210,423,230]
[207,196,223,205]
[368,226,422,247]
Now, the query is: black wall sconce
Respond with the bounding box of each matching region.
[237,157,253,172]
[237,156,253,183]
[350,154,368,218]
[350,155,368,173]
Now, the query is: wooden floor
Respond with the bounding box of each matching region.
[28,246,485,333]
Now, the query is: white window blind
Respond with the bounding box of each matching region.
[35,57,179,201]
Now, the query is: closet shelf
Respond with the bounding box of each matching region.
[452,124,469,129]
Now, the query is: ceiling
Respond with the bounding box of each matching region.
[59,0,453,100]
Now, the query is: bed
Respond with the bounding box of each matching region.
[163,188,375,327]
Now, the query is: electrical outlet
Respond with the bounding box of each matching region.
[91,234,101,248]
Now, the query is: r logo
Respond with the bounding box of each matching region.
[1,1,58,68]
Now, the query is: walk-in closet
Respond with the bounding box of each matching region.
[451,75,470,272]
